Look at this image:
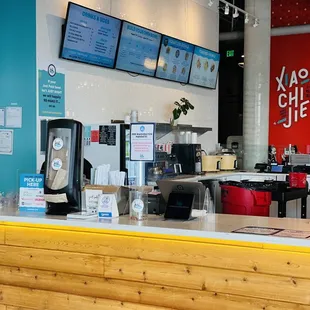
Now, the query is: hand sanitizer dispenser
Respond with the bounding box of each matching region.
[44,119,84,215]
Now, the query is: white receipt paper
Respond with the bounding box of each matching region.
[0,109,4,127]
[6,107,22,128]
[0,129,13,155]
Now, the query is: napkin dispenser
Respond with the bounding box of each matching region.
[44,119,84,215]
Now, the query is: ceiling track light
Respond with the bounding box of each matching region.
[238,62,244,68]
[224,3,229,15]
[208,0,214,7]
[216,1,258,26]
[253,18,259,27]
[233,8,239,18]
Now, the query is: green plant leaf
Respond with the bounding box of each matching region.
[174,101,182,108]
[188,102,194,110]
[173,108,181,120]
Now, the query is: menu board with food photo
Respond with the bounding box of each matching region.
[156,35,194,83]
[189,46,220,89]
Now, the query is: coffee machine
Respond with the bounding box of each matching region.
[44,119,84,215]
[171,144,202,174]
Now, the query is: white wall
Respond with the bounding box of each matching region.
[36,0,219,166]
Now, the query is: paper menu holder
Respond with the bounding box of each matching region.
[82,185,154,216]
[83,185,130,215]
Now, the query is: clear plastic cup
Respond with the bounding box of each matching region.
[129,189,148,221]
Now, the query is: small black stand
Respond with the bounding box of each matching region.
[164,192,195,220]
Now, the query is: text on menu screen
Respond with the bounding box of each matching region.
[116,22,162,76]
[189,46,220,89]
[61,3,121,68]
[156,36,194,83]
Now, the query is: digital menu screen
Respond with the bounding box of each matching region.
[189,46,220,89]
[156,35,194,83]
[116,22,162,76]
[61,3,122,68]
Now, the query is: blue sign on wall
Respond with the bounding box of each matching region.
[39,64,65,117]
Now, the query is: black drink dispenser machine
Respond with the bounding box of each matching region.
[44,119,84,215]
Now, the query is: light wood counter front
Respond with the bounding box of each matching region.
[0,216,310,310]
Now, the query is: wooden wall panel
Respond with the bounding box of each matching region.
[0,266,308,309]
[5,226,310,278]
[0,227,4,245]
[105,256,310,304]
[3,223,310,309]
[6,307,32,310]
[0,285,173,310]
[0,245,103,276]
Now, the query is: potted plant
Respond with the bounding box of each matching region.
[171,97,194,127]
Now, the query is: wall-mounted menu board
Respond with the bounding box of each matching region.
[60,2,122,68]
[115,21,162,76]
[189,46,220,89]
[155,35,194,83]
[60,2,220,89]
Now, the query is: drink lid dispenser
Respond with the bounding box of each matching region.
[44,119,84,215]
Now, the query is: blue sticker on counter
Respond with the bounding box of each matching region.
[38,65,65,117]
[19,174,46,212]
[98,212,112,218]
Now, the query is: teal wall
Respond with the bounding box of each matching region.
[0,0,36,194]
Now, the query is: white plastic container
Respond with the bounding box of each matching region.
[130,110,138,123]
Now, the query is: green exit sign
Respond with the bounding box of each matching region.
[226,50,235,57]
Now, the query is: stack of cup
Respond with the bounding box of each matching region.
[191,132,198,144]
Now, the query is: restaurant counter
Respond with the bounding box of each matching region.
[1,209,310,310]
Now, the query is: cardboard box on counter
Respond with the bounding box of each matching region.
[82,185,153,215]
[83,185,128,215]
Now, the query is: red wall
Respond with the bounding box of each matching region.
[272,0,310,28]
[269,33,310,158]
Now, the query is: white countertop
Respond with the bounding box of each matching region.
[178,171,285,182]
[1,207,310,248]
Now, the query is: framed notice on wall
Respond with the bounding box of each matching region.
[130,123,155,161]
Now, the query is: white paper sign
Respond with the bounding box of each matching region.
[130,123,155,161]
[0,129,13,155]
[85,189,102,214]
[6,107,22,128]
[0,109,4,127]
[98,194,119,218]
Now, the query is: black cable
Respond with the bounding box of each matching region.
[128,72,139,77]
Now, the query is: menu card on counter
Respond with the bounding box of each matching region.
[233,226,310,239]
